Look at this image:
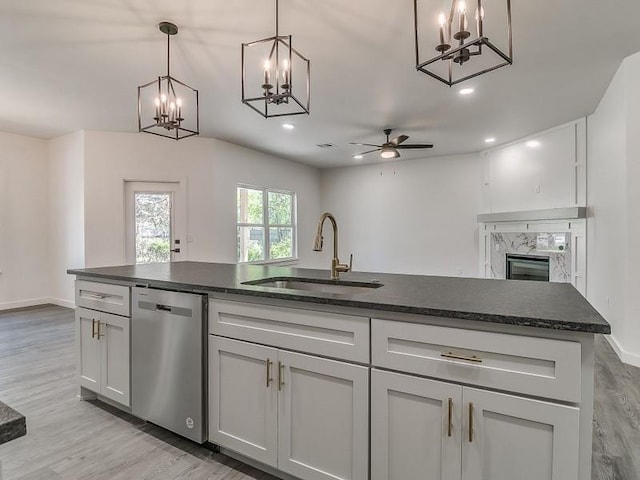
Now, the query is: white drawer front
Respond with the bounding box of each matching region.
[210,299,369,363]
[76,280,130,317]
[372,319,581,403]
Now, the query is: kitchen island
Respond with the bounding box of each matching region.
[0,401,26,445]
[68,261,609,480]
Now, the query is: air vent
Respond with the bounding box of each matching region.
[316,143,335,148]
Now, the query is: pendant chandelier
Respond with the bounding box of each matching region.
[138,22,199,140]
[414,0,512,86]
[241,0,310,118]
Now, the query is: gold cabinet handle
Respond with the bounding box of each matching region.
[97,321,104,339]
[85,292,106,300]
[448,398,453,437]
[266,358,273,387]
[91,319,97,339]
[468,402,474,442]
[441,352,483,363]
[278,362,285,391]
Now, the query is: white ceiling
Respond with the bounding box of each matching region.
[1,0,640,168]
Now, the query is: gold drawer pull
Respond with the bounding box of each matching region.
[278,362,285,391]
[97,322,104,339]
[91,319,97,339]
[85,292,106,300]
[469,402,474,442]
[447,397,453,437]
[441,352,483,363]
[266,358,273,387]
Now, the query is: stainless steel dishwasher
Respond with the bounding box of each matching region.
[131,287,207,443]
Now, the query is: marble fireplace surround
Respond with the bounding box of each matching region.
[478,208,587,295]
[490,232,571,282]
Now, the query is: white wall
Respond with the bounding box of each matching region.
[0,132,51,309]
[83,131,324,269]
[320,154,482,277]
[625,55,640,360]
[48,131,85,307]
[481,120,586,213]
[587,51,640,366]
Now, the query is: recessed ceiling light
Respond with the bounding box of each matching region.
[484,137,496,143]
[282,123,295,130]
[526,140,541,148]
[459,88,475,95]
[353,155,363,159]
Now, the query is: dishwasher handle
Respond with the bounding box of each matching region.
[156,304,172,312]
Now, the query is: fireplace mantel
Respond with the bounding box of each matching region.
[477,207,586,223]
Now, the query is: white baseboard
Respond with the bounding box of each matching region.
[47,297,76,309]
[0,297,75,311]
[0,297,52,311]
[606,334,640,368]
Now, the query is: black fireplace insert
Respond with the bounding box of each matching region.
[506,254,550,282]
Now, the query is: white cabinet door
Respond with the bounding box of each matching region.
[277,350,369,480]
[371,369,463,480]
[462,387,580,480]
[100,312,130,407]
[209,337,278,467]
[76,307,101,391]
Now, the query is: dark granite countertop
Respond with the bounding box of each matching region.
[0,401,26,445]
[68,261,610,334]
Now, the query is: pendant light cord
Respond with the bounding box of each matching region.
[275,0,279,37]
[166,33,171,77]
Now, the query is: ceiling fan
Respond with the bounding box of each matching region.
[350,129,434,159]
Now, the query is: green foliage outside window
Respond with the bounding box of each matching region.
[237,186,295,263]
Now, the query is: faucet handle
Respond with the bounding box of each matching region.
[348,254,353,272]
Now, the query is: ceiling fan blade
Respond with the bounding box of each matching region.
[357,148,382,156]
[390,134,409,146]
[349,142,382,148]
[396,144,434,149]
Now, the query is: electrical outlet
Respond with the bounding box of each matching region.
[535,185,541,194]
[456,267,463,275]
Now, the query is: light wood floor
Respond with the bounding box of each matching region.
[0,305,638,480]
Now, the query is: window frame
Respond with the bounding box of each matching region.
[236,184,298,264]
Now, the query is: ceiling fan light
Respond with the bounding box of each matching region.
[380,146,397,159]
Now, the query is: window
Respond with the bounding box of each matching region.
[237,185,296,263]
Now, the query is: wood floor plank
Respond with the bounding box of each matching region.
[0,305,639,479]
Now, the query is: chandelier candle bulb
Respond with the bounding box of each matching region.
[439,13,446,45]
[263,60,271,85]
[282,59,289,86]
[475,5,484,37]
[458,1,466,35]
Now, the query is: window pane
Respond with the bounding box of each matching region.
[135,193,171,264]
[268,191,292,225]
[269,227,293,259]
[237,187,263,224]
[237,226,265,262]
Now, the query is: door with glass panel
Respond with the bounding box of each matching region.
[125,181,185,264]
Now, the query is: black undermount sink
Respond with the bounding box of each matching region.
[242,277,384,295]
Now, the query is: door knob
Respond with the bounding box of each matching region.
[170,248,180,253]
